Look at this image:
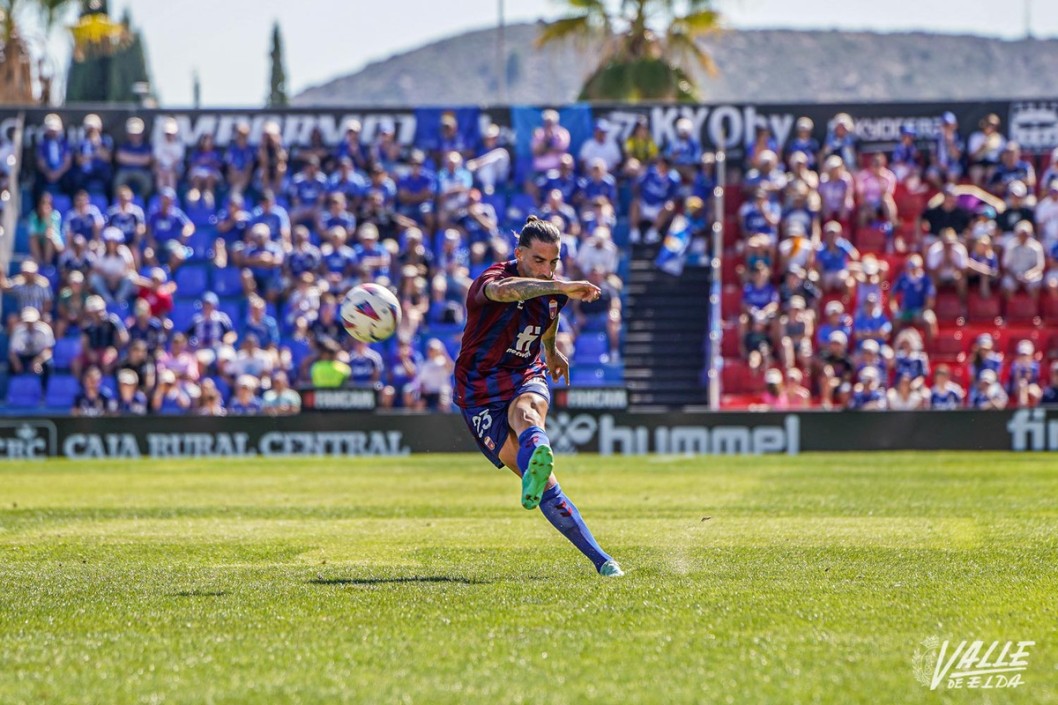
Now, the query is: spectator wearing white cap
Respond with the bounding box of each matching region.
[929,364,964,409]
[35,113,72,199]
[760,368,791,410]
[778,222,816,276]
[785,117,819,170]
[925,227,969,303]
[1001,220,1045,301]
[856,338,888,383]
[989,141,1035,196]
[784,152,819,202]
[996,181,1036,247]
[228,375,264,416]
[782,182,820,241]
[967,333,1003,383]
[815,329,853,409]
[852,291,891,349]
[816,299,851,349]
[890,254,938,342]
[746,124,779,171]
[465,123,510,195]
[262,371,301,416]
[152,117,185,192]
[91,227,136,305]
[530,109,570,176]
[577,158,618,213]
[926,111,964,189]
[742,150,787,201]
[76,294,128,377]
[146,187,195,271]
[8,308,55,391]
[28,192,64,266]
[115,368,148,415]
[151,368,192,415]
[1040,362,1058,406]
[114,117,153,199]
[1007,340,1042,407]
[892,328,929,384]
[968,368,1008,409]
[814,221,859,296]
[818,155,854,223]
[1,260,53,330]
[848,366,887,410]
[578,119,622,174]
[819,112,857,170]
[664,117,701,181]
[75,113,113,195]
[778,295,814,370]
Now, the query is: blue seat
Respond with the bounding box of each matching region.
[506,193,537,225]
[105,300,130,320]
[174,264,210,298]
[186,229,214,261]
[211,267,244,297]
[570,366,605,386]
[100,376,117,397]
[612,218,630,247]
[44,374,80,407]
[209,376,232,404]
[53,337,82,371]
[218,298,244,325]
[185,202,215,227]
[51,193,72,216]
[14,223,30,254]
[6,375,42,408]
[169,298,199,332]
[89,193,110,213]
[283,338,313,379]
[574,333,609,363]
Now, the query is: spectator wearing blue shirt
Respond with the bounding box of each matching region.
[740,263,779,361]
[318,225,359,292]
[929,365,965,409]
[539,189,580,238]
[74,114,113,195]
[228,375,264,415]
[319,194,356,240]
[107,185,146,249]
[72,366,118,417]
[242,296,279,351]
[630,157,680,244]
[251,190,292,245]
[785,117,820,170]
[115,368,148,415]
[435,151,473,229]
[532,153,579,207]
[63,190,105,243]
[285,225,322,284]
[892,329,930,385]
[36,113,72,199]
[968,369,1008,409]
[225,122,256,194]
[126,300,166,357]
[215,192,252,248]
[336,121,370,172]
[363,163,398,210]
[1039,361,1058,406]
[989,142,1036,195]
[890,254,938,342]
[457,189,500,246]
[967,333,1003,383]
[1007,340,1042,406]
[820,112,858,172]
[433,113,472,167]
[288,155,328,228]
[113,117,153,199]
[855,339,888,386]
[241,224,285,301]
[577,159,618,211]
[890,125,921,185]
[740,188,782,245]
[348,339,384,387]
[147,188,194,267]
[926,111,964,189]
[848,366,886,410]
[328,156,367,208]
[187,133,223,209]
[397,151,437,230]
[815,221,860,296]
[852,292,892,349]
[742,150,788,201]
[692,152,717,204]
[664,117,701,180]
[816,300,853,350]
[745,125,779,170]
[380,340,423,409]
[354,223,391,282]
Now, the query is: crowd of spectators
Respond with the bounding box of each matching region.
[721,111,1058,410]
[2,109,629,415]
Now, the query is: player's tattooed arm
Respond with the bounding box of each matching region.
[541,317,570,385]
[485,278,601,303]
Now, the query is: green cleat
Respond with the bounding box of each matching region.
[599,559,625,577]
[520,444,554,510]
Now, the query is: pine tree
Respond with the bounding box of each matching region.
[267,21,288,107]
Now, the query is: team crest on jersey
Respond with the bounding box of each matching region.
[549,299,558,319]
[484,437,495,450]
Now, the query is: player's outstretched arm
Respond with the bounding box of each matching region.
[485,278,601,303]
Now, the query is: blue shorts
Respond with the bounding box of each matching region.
[459,376,551,468]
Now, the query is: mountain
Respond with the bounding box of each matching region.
[293,23,1058,106]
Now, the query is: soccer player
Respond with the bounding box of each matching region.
[454,216,624,577]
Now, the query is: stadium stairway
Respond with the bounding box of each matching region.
[623,243,710,410]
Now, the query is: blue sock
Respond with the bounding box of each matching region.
[516,426,549,473]
[538,483,611,570]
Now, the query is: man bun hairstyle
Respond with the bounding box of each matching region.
[518,215,562,248]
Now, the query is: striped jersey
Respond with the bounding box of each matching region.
[454,260,567,408]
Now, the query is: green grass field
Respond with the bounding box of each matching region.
[1,452,1056,704]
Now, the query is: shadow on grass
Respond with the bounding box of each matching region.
[308,576,485,586]
[169,590,229,597]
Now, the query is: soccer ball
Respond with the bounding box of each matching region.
[339,283,401,342]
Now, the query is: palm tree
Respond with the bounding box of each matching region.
[535,0,720,102]
[0,0,78,103]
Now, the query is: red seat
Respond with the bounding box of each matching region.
[721,326,741,357]
[1004,293,1039,324]
[854,226,887,253]
[967,292,1001,323]
[929,329,965,358]
[723,215,741,248]
[721,286,742,320]
[721,393,762,410]
[720,359,765,394]
[1041,295,1058,325]
[721,256,741,285]
[934,292,963,322]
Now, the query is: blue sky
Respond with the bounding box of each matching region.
[41,0,1058,106]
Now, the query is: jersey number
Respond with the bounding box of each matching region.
[471,409,493,438]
